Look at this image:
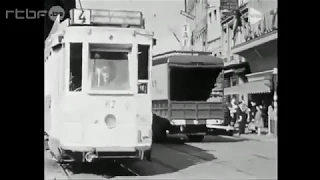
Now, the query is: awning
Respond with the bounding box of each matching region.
[224,80,271,95]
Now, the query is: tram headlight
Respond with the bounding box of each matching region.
[104,114,116,128]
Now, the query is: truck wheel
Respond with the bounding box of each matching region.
[188,135,204,142]
[144,149,152,161]
[153,129,167,143]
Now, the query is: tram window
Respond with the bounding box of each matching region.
[69,43,83,92]
[89,43,131,91]
[138,45,150,80]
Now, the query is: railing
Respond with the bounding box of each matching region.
[232,8,278,47]
[221,2,249,24]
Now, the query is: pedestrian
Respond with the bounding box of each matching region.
[261,101,268,128]
[255,105,264,135]
[225,102,232,126]
[248,101,257,133]
[236,101,247,136]
[230,98,238,126]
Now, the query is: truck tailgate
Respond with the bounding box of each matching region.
[169,101,224,120]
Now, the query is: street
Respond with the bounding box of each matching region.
[45,135,277,180]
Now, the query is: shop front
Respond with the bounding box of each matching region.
[224,70,275,130]
[224,66,277,135]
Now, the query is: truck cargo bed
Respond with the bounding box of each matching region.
[152,100,224,120]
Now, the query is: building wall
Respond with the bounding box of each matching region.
[186,0,222,52]
[220,0,249,63]
[206,0,221,51]
[248,54,277,73]
[221,0,277,104]
[220,0,251,103]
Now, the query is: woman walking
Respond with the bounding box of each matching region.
[255,105,264,135]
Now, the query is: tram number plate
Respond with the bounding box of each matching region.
[106,100,116,109]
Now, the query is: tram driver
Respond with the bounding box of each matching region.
[90,53,116,89]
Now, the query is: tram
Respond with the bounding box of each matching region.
[45,8,155,163]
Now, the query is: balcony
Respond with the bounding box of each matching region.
[231,8,278,54]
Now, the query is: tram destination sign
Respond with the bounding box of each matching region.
[220,0,239,11]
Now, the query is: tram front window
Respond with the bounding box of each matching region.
[89,44,131,91]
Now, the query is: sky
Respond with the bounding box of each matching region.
[78,0,186,54]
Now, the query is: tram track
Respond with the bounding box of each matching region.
[161,143,214,162]
[45,138,140,179]
[50,155,140,179]
[46,150,72,179]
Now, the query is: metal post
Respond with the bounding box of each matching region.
[269,68,278,136]
[273,68,278,137]
[273,68,278,107]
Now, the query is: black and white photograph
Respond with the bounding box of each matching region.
[44,0,278,179]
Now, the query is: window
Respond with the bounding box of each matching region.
[138,44,150,94]
[89,43,131,91]
[69,43,82,92]
[209,12,212,23]
[214,10,217,21]
[138,45,149,80]
[230,77,238,86]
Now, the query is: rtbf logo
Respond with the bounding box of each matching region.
[5,6,65,21]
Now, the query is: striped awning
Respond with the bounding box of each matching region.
[224,80,271,95]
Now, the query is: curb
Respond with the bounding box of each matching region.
[224,135,277,143]
[242,136,277,143]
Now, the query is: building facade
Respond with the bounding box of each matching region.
[185,0,222,54]
[184,0,278,108]
[223,0,277,103]
[222,0,278,133]
[220,0,250,103]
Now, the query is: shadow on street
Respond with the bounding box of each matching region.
[122,135,220,176]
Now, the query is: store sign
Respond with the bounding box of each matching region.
[181,22,191,48]
[220,0,238,11]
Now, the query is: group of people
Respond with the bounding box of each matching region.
[225,97,276,136]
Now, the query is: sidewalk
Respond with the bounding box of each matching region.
[240,134,277,143]
[232,127,277,143]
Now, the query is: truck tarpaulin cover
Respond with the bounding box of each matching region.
[169,55,223,101]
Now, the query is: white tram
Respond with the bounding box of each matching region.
[45,8,155,163]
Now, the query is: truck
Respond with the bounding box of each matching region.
[151,51,234,142]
